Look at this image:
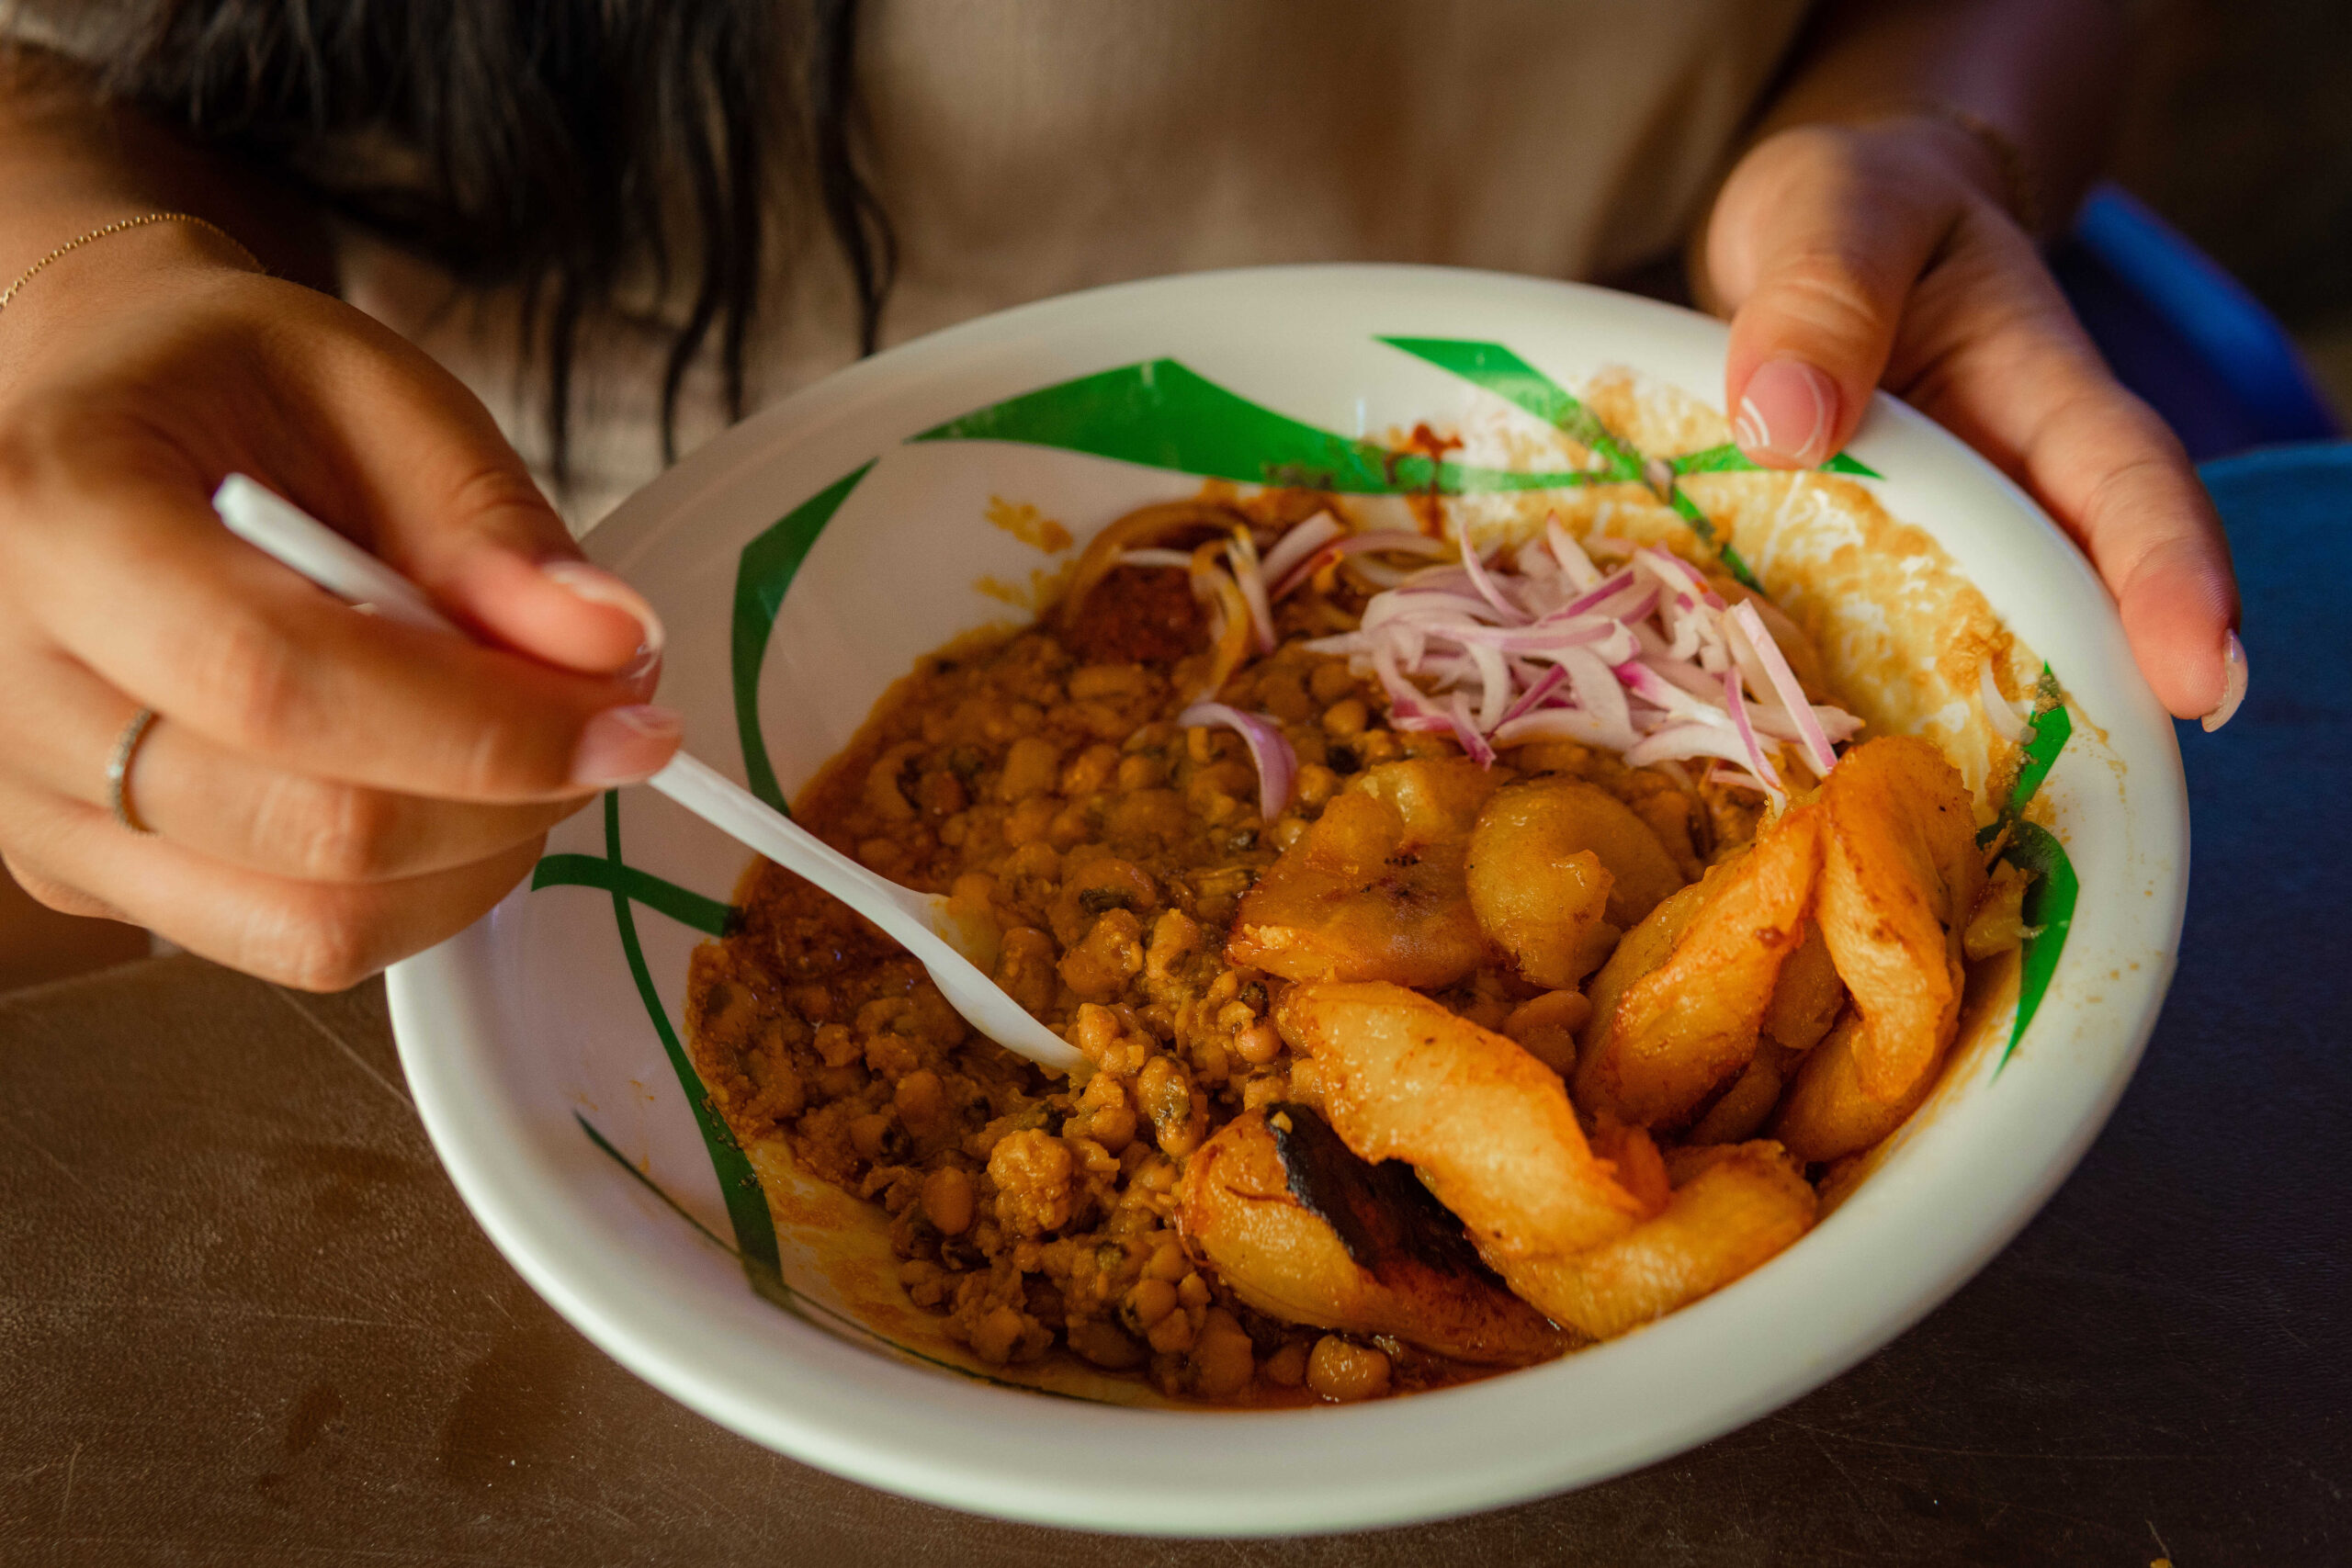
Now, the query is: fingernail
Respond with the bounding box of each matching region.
[1735,357,1839,468]
[572,704,684,786]
[2199,629,2247,733]
[540,559,666,668]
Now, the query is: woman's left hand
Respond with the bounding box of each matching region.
[1697,116,2245,728]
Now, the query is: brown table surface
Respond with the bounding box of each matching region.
[6,451,2348,1566]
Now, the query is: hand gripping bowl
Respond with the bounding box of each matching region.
[387,265,2188,1535]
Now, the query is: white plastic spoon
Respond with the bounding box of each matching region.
[211,473,1084,1075]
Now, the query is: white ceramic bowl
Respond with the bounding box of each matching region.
[387,265,2188,1535]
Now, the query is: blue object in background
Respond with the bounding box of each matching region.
[2052,184,2342,461]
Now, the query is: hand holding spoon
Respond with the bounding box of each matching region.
[211,473,1084,1076]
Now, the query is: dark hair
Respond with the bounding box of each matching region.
[98,0,894,482]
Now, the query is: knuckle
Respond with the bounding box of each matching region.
[271,777,407,883]
[196,611,314,753]
[1770,250,1896,333]
[250,892,381,993]
[442,461,562,547]
[451,707,574,800]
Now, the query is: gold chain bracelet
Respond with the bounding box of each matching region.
[0,211,265,316]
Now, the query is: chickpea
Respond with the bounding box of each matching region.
[1306,1337,1392,1403]
[1123,1276,1179,1330]
[1233,1019,1283,1065]
[848,1112,894,1164]
[1190,1311,1257,1400]
[1069,663,1150,701]
[747,1053,805,1120]
[1261,1341,1310,1389]
[1046,805,1094,851]
[894,1069,945,1136]
[1321,697,1369,739]
[1146,908,1201,981]
[862,741,922,820]
[968,1305,1027,1365]
[983,702,1045,744]
[993,926,1059,1014]
[1061,742,1122,797]
[1193,1036,1231,1083]
[1146,1308,1196,1356]
[1176,1271,1212,1310]
[1136,1055,1205,1156]
[1257,669,1313,723]
[1002,795,1059,847]
[1058,908,1145,999]
[922,1166,976,1235]
[1308,661,1358,704]
[1145,1240,1189,1282]
[1114,752,1166,791]
[1070,1003,1125,1065]
[986,1128,1075,1235]
[1240,1073,1288,1111]
[1293,762,1340,808]
[863,1032,922,1078]
[915,768,967,817]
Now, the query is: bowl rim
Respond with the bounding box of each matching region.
[388,262,2189,1536]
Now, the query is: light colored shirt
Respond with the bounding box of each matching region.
[8,0,1814,525]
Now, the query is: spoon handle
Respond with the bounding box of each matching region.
[645,753,929,948]
[213,474,462,635]
[210,473,1084,1074]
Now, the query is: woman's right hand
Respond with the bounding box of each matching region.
[0,225,684,988]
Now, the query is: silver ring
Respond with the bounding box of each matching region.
[107,707,160,835]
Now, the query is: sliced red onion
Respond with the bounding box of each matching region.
[1498,663,1569,727]
[1615,659,1719,722]
[1444,619,1616,654]
[1455,533,1526,623]
[1362,589,1510,629]
[1257,511,1344,588]
[1225,528,1277,655]
[1464,641,1511,731]
[1177,703,1297,820]
[1446,691,1498,766]
[1372,642,1446,729]
[1749,703,1864,745]
[1558,566,1641,618]
[1705,762,1779,798]
[1557,647,1637,750]
[1117,547,1196,569]
[1978,656,2031,744]
[1271,529,1449,599]
[1547,516,1603,589]
[1625,722,1776,772]
[1640,546,1727,610]
[1634,649,1721,704]
[1727,601,1841,775]
[1722,669,1786,798]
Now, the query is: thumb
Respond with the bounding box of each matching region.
[1703,123,1976,468]
[271,303,661,681]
